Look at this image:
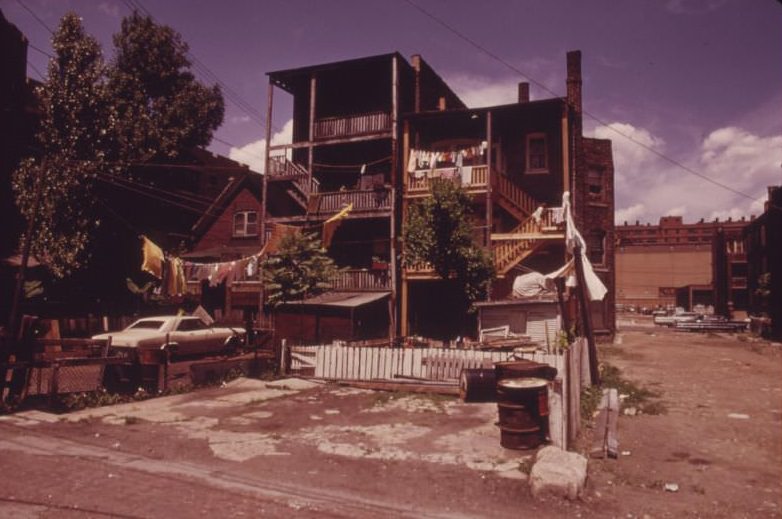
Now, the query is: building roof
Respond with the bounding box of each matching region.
[282,291,390,309]
[268,52,405,93]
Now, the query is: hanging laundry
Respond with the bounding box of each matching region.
[140,236,164,279]
[322,203,353,248]
[460,166,473,185]
[407,150,418,173]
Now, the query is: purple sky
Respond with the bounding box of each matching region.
[5,0,781,224]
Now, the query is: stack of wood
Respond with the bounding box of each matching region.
[476,335,539,351]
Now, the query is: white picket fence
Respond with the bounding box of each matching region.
[290,338,592,449]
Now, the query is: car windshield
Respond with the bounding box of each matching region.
[127,320,166,330]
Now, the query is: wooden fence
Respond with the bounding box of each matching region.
[289,338,591,449]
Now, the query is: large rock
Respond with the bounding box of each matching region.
[529,446,588,500]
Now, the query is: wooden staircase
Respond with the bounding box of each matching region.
[492,216,548,276]
[494,174,540,220]
[268,157,320,211]
[490,174,564,276]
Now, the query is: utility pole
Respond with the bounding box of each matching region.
[6,160,46,351]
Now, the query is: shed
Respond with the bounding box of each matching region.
[475,297,561,348]
[274,291,391,344]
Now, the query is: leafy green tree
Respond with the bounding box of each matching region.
[403,180,495,311]
[107,11,224,165]
[261,232,339,308]
[12,11,225,278]
[12,13,111,277]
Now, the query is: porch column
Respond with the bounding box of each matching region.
[308,73,317,174]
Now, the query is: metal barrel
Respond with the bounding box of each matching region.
[496,377,549,450]
[459,368,497,402]
[494,360,557,382]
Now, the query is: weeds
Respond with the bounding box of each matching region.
[582,363,668,420]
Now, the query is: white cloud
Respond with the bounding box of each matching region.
[591,122,665,192]
[665,0,727,15]
[98,2,119,18]
[592,122,781,224]
[446,74,519,108]
[228,119,293,174]
[615,203,646,224]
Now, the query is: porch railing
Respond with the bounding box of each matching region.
[314,111,391,140]
[406,165,488,194]
[331,269,391,291]
[314,188,392,215]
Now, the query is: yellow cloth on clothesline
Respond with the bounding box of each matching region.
[322,203,353,248]
[141,236,164,279]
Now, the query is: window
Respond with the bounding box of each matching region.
[587,169,604,201]
[586,230,606,265]
[176,318,209,332]
[233,211,258,237]
[525,133,548,173]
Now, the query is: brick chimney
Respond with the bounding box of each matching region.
[566,50,582,116]
[518,82,530,103]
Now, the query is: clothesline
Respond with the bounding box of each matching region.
[407,144,487,174]
[138,204,354,294]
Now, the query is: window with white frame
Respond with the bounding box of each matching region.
[233,211,258,237]
[525,133,548,173]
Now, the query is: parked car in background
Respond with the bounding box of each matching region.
[92,316,245,359]
[653,311,701,327]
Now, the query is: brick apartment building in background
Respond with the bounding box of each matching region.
[744,186,781,339]
[616,215,751,313]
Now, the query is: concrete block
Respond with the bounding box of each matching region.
[529,446,588,500]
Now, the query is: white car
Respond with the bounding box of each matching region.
[93,315,245,359]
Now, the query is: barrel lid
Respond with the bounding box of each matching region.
[497,377,548,389]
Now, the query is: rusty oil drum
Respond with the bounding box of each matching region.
[459,368,496,402]
[496,377,549,450]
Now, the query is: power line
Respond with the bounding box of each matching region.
[401,0,762,203]
[120,0,279,133]
[15,0,54,34]
[27,42,54,59]
[27,61,46,80]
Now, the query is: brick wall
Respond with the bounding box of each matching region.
[193,188,263,253]
[581,137,615,332]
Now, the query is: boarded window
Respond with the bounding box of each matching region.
[586,230,606,265]
[587,169,604,201]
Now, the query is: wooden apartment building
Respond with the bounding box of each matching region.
[262,51,615,341]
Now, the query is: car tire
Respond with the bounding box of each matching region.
[224,337,242,357]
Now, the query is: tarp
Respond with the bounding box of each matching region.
[511,192,607,302]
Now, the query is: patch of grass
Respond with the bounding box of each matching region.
[581,385,603,422]
[592,363,667,417]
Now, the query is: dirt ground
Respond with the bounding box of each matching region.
[587,317,782,518]
[0,321,780,518]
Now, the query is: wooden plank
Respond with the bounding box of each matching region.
[337,380,459,396]
[590,393,609,459]
[606,388,620,459]
[548,380,565,449]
